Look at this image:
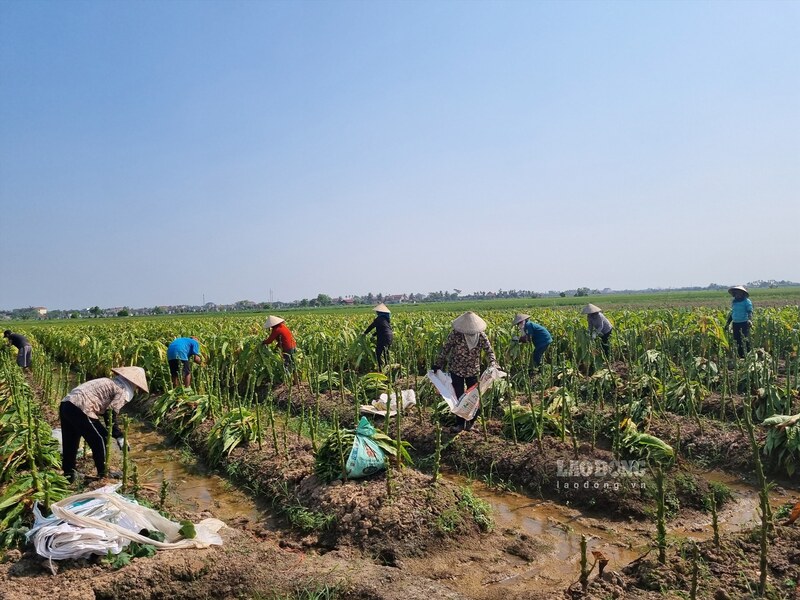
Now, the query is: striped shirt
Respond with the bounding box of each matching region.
[61,377,131,420]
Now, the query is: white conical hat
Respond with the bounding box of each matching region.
[264,315,285,328]
[452,311,487,334]
[111,366,149,393]
[582,304,602,315]
[513,313,530,326]
[728,285,749,297]
[374,303,390,313]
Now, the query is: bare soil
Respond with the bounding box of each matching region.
[6,373,800,599]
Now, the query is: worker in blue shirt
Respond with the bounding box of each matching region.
[725,285,753,358]
[512,313,553,369]
[167,337,204,388]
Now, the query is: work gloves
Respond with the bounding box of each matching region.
[431,365,441,373]
[115,437,129,452]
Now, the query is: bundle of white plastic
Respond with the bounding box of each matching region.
[27,484,225,568]
[360,389,417,417]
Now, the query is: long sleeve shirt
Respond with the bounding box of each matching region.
[587,313,613,336]
[729,298,753,323]
[61,377,132,435]
[265,322,296,353]
[364,315,393,345]
[7,333,30,349]
[523,321,552,347]
[435,330,497,378]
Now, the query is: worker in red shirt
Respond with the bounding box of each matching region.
[262,316,297,376]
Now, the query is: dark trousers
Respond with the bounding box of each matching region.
[599,331,612,358]
[59,401,110,480]
[452,373,478,427]
[376,342,390,370]
[733,322,751,358]
[532,343,550,368]
[283,348,297,371]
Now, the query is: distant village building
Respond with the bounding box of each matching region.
[34,307,47,317]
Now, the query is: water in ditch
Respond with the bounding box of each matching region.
[125,421,273,524]
[119,422,797,594]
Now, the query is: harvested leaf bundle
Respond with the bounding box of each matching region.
[762,414,800,476]
[502,402,567,440]
[619,418,674,464]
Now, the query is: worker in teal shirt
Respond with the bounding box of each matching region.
[725,286,753,358]
[167,337,203,388]
[512,313,553,369]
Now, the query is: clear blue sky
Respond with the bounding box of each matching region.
[1,0,798,310]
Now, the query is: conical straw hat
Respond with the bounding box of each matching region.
[111,366,149,393]
[264,315,285,328]
[728,285,749,297]
[582,304,602,315]
[374,303,390,313]
[452,311,487,334]
[513,313,530,326]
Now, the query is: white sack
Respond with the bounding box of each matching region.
[427,366,507,420]
[27,484,225,565]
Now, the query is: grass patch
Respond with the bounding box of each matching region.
[286,505,335,533]
[435,486,494,534]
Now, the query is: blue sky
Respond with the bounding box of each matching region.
[1,0,798,309]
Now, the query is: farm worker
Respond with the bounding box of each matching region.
[363,303,393,370]
[582,304,613,358]
[3,330,32,371]
[263,316,297,373]
[432,311,498,433]
[59,366,149,483]
[512,314,552,368]
[167,336,204,388]
[725,285,753,358]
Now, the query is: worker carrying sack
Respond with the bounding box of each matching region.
[427,366,507,421]
[345,416,387,478]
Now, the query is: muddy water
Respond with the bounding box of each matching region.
[440,469,798,593]
[116,421,799,594]
[440,473,646,592]
[672,468,798,539]
[126,422,274,525]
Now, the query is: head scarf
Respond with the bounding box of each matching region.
[464,332,480,350]
[114,376,136,404]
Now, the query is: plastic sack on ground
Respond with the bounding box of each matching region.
[360,389,416,417]
[345,417,386,478]
[427,366,507,421]
[27,484,225,569]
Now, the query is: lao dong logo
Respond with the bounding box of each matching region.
[555,459,647,491]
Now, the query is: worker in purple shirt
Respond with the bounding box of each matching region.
[4,330,32,371]
[582,304,613,358]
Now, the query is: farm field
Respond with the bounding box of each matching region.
[2,296,800,599]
